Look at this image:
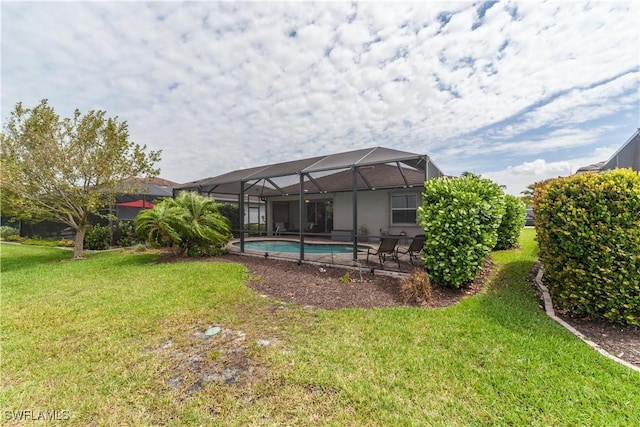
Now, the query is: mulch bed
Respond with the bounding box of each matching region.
[210,254,488,310]
[529,262,640,368]
[162,253,639,368]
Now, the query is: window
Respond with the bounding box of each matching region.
[391,193,418,224]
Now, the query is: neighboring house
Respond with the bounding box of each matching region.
[120,178,266,225]
[575,161,605,174]
[576,129,640,173]
[14,177,179,239]
[116,177,178,221]
[176,146,445,260]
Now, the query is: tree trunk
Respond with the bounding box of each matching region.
[73,225,86,259]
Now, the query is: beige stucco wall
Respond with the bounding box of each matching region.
[333,189,424,239]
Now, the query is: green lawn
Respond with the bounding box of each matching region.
[1,230,639,426]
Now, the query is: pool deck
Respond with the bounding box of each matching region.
[227,236,419,275]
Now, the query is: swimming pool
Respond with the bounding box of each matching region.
[233,240,365,254]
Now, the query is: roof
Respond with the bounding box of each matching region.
[136,177,181,187]
[277,163,428,194]
[117,177,178,197]
[601,129,640,171]
[177,146,444,197]
[576,129,640,174]
[575,161,606,173]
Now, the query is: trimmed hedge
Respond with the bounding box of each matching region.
[419,175,505,288]
[535,169,640,325]
[495,194,526,250]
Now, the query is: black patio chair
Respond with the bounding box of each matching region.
[397,234,426,265]
[366,236,400,269]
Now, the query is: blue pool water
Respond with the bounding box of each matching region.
[234,240,364,254]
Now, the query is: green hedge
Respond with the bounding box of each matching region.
[495,194,526,250]
[535,169,640,325]
[419,175,505,288]
[84,224,110,250]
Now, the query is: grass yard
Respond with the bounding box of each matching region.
[1,229,639,425]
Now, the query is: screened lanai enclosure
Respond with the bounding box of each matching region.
[176,147,444,265]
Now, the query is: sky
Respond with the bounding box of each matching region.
[2,1,639,195]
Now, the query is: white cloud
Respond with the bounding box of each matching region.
[483,144,620,196]
[1,1,639,187]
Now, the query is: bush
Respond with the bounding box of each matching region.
[535,169,640,325]
[0,225,19,239]
[84,224,110,250]
[418,175,505,288]
[57,239,75,247]
[245,223,266,232]
[115,221,133,247]
[187,243,229,257]
[495,194,526,250]
[135,191,231,257]
[3,234,26,242]
[400,269,432,305]
[132,243,147,252]
[22,238,59,247]
[218,203,240,236]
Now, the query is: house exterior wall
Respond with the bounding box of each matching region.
[333,189,424,239]
[265,188,425,238]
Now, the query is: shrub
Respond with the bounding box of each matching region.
[135,191,231,256]
[245,223,266,232]
[132,243,147,252]
[84,224,110,250]
[339,272,351,284]
[495,194,526,250]
[218,203,240,236]
[22,238,59,247]
[115,221,133,247]
[3,234,26,242]
[57,239,75,247]
[0,225,19,239]
[418,175,505,288]
[187,243,229,257]
[535,169,640,325]
[400,269,432,305]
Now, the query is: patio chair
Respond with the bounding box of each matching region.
[366,236,400,269]
[275,222,287,236]
[397,234,426,265]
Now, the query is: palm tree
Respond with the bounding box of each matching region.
[134,202,184,254]
[134,191,231,256]
[168,191,231,254]
[520,183,535,207]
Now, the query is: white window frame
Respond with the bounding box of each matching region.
[391,192,419,225]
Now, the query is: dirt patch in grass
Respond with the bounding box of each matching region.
[150,325,273,398]
[530,262,640,368]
